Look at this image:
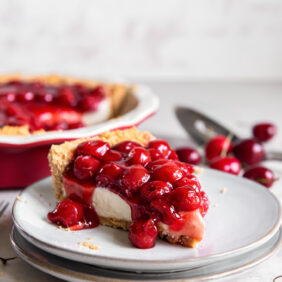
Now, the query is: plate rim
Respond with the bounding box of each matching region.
[12,170,282,267]
[10,225,282,281]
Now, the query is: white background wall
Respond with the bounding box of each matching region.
[0,0,282,81]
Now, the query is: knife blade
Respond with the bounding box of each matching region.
[175,106,282,161]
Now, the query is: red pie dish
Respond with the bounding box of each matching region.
[48,127,209,249]
[0,74,158,188]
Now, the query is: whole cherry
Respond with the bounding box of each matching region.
[47,199,84,227]
[80,96,101,111]
[209,156,241,175]
[73,155,100,180]
[252,123,277,142]
[96,163,124,186]
[174,177,201,193]
[205,135,232,162]
[169,186,201,212]
[102,150,122,162]
[148,148,163,161]
[140,181,172,201]
[175,147,201,165]
[127,147,151,167]
[151,161,183,184]
[128,219,158,249]
[120,165,150,195]
[76,140,110,159]
[112,141,142,154]
[18,91,35,102]
[243,166,277,188]
[232,138,264,165]
[59,86,77,107]
[167,149,179,160]
[147,139,171,157]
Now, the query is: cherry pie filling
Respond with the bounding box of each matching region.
[48,139,209,249]
[0,80,106,131]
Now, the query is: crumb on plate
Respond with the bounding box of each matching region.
[194,166,203,174]
[57,226,70,231]
[16,195,27,203]
[78,241,99,250]
[220,187,227,194]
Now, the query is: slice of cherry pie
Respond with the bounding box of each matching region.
[48,127,209,249]
[0,74,128,135]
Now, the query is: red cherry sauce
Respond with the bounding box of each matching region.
[0,80,106,131]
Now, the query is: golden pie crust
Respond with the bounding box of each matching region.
[48,127,200,248]
[0,74,130,136]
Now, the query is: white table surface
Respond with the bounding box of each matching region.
[0,81,282,282]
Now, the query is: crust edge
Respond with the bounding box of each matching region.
[99,216,200,248]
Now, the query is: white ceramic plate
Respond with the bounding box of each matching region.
[10,226,282,281]
[12,168,281,272]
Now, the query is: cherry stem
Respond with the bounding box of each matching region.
[206,126,214,139]
[220,132,234,158]
[0,256,17,265]
[256,177,279,184]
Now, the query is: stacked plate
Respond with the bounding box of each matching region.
[11,168,281,281]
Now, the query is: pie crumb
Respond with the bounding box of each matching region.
[194,166,203,174]
[220,187,227,194]
[78,241,99,250]
[58,226,70,231]
[16,195,27,203]
[86,237,94,241]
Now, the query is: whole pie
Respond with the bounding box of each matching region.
[48,127,209,249]
[0,74,129,135]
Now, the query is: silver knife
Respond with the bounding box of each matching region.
[175,106,282,161]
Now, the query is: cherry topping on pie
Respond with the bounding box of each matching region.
[129,219,159,249]
[47,199,84,228]
[73,155,100,180]
[48,138,209,248]
[0,80,106,132]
